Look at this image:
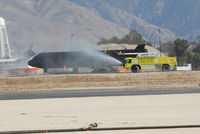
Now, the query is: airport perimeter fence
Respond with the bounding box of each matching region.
[0,71,200,93]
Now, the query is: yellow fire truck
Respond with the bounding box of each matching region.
[124,54,177,73]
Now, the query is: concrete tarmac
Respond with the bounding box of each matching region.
[1,93,200,133]
[41,128,200,134]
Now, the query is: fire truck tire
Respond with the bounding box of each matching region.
[131,65,139,73]
[162,64,170,71]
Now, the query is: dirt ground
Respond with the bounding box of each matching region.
[0,71,200,93]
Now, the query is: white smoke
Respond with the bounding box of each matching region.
[67,42,121,72]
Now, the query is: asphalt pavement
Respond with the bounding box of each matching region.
[0,88,200,100]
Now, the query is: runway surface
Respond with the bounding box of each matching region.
[0,88,200,100]
[1,88,200,133]
[1,93,200,133]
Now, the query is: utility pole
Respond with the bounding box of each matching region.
[158,28,162,57]
[149,26,162,57]
[70,33,74,46]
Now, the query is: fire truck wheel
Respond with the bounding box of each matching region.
[162,64,170,71]
[131,65,139,73]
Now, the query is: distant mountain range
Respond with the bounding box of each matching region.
[0,0,128,57]
[70,0,200,41]
[104,0,200,40]
[70,0,176,43]
[0,0,199,57]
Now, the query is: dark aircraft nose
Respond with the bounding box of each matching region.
[28,58,36,67]
[28,56,41,68]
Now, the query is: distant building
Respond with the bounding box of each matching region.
[96,43,165,57]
